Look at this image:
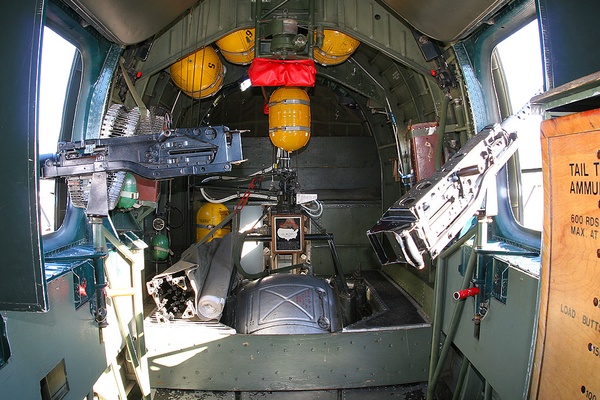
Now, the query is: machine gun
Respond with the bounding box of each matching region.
[41,124,244,328]
[367,120,519,269]
[41,125,244,216]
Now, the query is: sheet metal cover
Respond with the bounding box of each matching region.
[63,0,197,44]
[236,274,340,334]
[380,0,508,42]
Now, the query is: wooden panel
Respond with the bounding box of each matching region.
[533,108,600,399]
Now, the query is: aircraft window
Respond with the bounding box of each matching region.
[495,20,543,231]
[39,27,77,234]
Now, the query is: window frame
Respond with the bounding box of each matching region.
[0,0,116,312]
[0,0,47,312]
[455,0,542,250]
[41,1,116,257]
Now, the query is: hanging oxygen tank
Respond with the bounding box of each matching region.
[196,203,230,242]
[268,87,311,152]
[116,172,138,209]
[169,46,225,99]
[313,30,360,66]
[151,234,170,261]
[215,28,255,65]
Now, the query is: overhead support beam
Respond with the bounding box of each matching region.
[140,0,435,78]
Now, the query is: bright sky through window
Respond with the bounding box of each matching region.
[39,28,76,233]
[496,20,543,111]
[496,20,544,231]
[39,28,76,154]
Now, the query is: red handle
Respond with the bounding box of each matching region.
[453,287,480,300]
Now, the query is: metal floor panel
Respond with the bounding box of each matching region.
[343,383,427,399]
[153,383,428,399]
[153,389,236,399]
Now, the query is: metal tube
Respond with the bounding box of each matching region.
[239,233,334,242]
[118,58,147,115]
[427,235,478,399]
[92,256,108,328]
[429,249,446,385]
[327,236,349,296]
[91,219,108,328]
[436,96,450,170]
[308,0,315,53]
[485,381,493,400]
[452,357,471,400]
[254,0,262,57]
[428,226,476,386]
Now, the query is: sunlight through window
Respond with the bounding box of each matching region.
[39,27,77,233]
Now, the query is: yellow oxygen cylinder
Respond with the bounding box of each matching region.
[268,87,311,152]
[170,46,225,99]
[196,203,230,242]
[313,30,360,66]
[215,28,255,65]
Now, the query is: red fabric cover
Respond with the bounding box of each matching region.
[248,58,316,87]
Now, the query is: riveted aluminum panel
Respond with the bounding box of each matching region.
[146,323,431,391]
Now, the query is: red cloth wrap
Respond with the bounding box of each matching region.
[248,58,316,87]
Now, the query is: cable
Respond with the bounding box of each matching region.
[196,166,280,204]
[200,188,277,204]
[167,203,184,229]
[300,199,323,218]
[196,167,275,186]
